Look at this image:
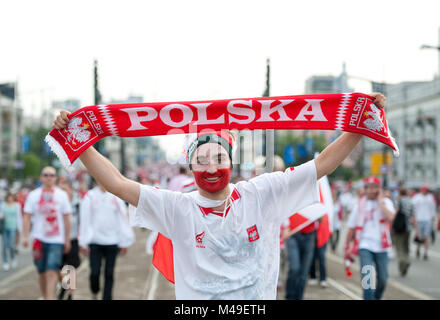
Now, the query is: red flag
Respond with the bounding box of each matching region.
[317,213,331,248]
[316,176,334,248]
[152,233,175,284]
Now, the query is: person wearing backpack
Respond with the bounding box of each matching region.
[392,187,417,277]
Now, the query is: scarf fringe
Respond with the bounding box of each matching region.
[44,134,73,168]
[386,122,400,157]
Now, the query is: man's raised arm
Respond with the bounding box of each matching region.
[315,93,387,180]
[53,111,140,206]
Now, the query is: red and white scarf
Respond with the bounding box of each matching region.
[45,92,399,168]
[38,189,60,237]
[351,196,392,255]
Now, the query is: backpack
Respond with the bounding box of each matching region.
[392,205,407,234]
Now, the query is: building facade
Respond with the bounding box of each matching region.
[0,83,24,174]
[277,64,361,169]
[103,96,165,171]
[362,78,440,188]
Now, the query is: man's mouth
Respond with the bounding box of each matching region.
[205,176,220,182]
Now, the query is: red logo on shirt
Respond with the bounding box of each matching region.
[247,225,260,242]
[196,231,205,248]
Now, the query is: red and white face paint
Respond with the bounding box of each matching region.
[191,143,232,194]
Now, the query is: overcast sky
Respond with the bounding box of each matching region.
[1,0,440,159]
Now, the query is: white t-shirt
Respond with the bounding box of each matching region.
[411,193,436,222]
[332,201,343,231]
[340,192,355,213]
[133,159,319,299]
[68,192,81,240]
[24,187,72,244]
[347,198,395,253]
[79,187,135,248]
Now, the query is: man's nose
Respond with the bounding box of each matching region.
[206,163,218,174]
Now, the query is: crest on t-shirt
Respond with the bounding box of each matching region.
[195,231,205,248]
[247,225,260,242]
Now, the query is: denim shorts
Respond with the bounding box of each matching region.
[34,241,63,274]
[417,220,432,240]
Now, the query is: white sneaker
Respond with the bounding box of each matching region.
[308,279,318,285]
[11,259,18,269]
[3,263,10,271]
[320,281,328,288]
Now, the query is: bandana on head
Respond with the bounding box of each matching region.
[185,130,235,168]
[363,176,382,186]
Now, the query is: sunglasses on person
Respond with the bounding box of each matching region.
[42,173,56,177]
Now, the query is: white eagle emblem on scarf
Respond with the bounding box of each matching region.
[363,104,385,132]
[66,117,91,144]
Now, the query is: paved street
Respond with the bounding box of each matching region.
[0,228,155,300]
[336,222,440,299]
[0,225,438,300]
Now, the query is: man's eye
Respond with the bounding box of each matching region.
[218,156,228,164]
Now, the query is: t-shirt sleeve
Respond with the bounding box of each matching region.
[133,185,184,238]
[346,202,359,229]
[247,159,320,223]
[16,204,23,232]
[384,198,396,214]
[411,196,418,207]
[116,198,135,248]
[23,192,36,214]
[78,194,92,248]
[61,192,72,215]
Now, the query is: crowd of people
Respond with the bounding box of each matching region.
[1,155,440,301]
[0,168,137,300]
[0,160,439,301]
[1,156,440,301]
[0,162,197,300]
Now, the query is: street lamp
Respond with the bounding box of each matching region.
[420,45,440,50]
[420,42,440,77]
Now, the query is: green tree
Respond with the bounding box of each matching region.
[22,152,42,179]
[275,130,359,179]
[15,127,56,180]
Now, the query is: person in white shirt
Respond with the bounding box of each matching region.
[167,166,191,192]
[345,177,396,300]
[330,188,343,253]
[22,167,72,300]
[411,185,436,260]
[53,93,387,299]
[79,182,135,300]
[340,183,355,216]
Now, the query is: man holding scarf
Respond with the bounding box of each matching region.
[53,93,386,300]
[345,177,396,300]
